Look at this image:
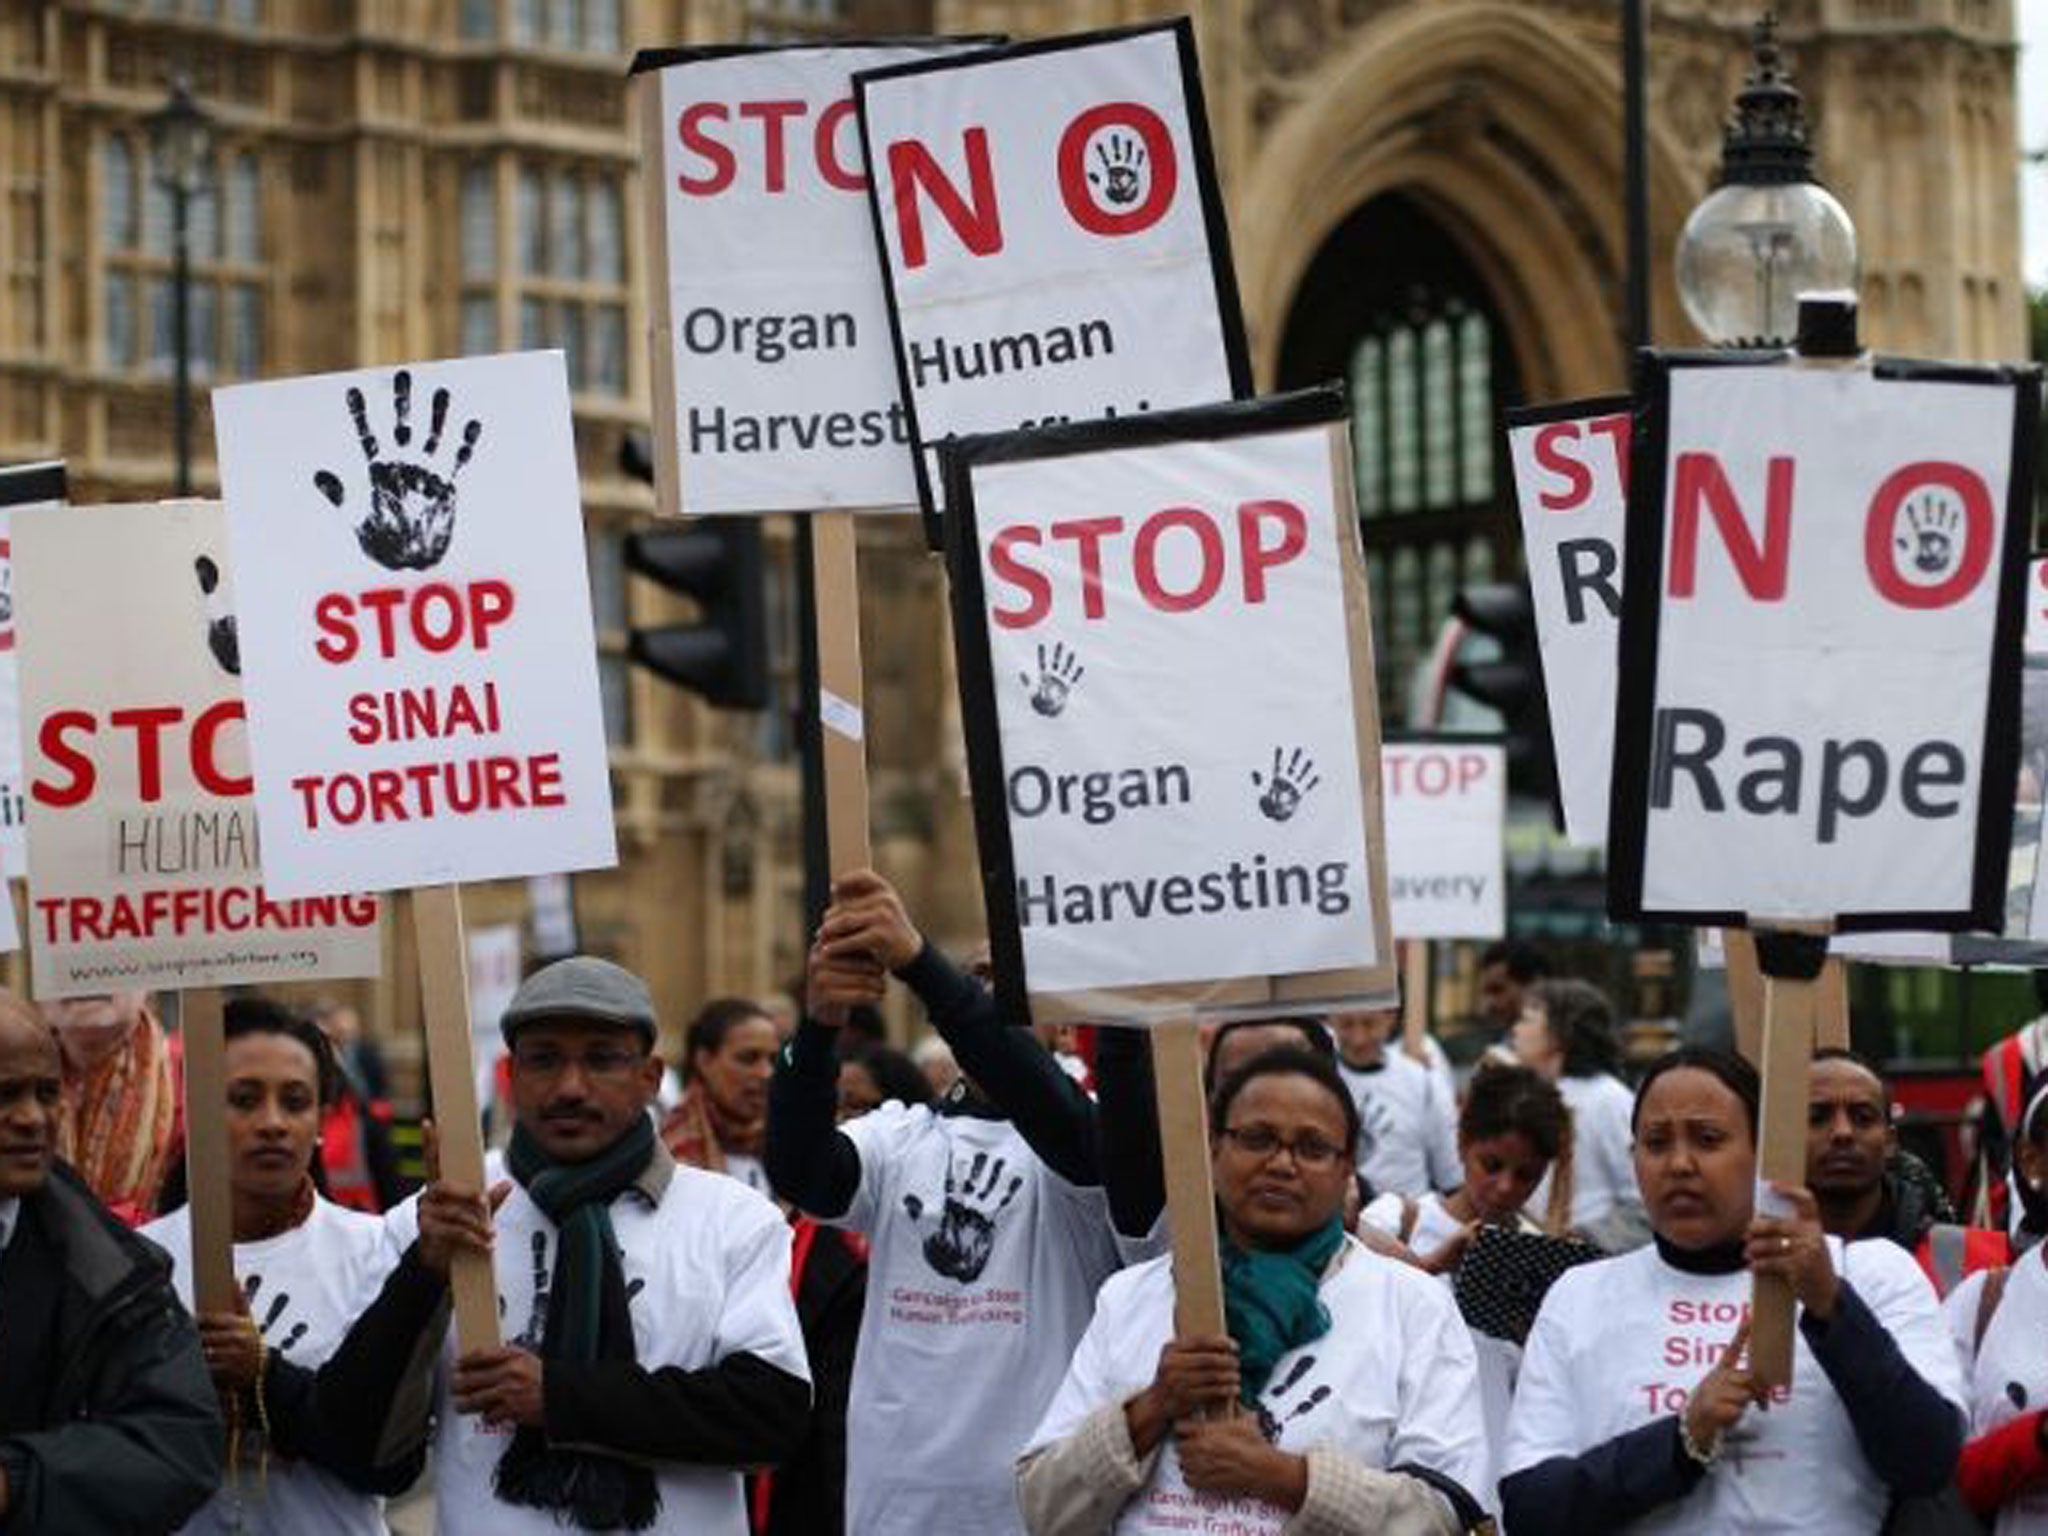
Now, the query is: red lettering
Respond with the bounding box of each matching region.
[990,526,1051,630]
[1051,518,1124,622]
[33,710,96,807]
[1590,413,1631,491]
[814,97,864,191]
[361,588,407,657]
[677,103,736,195]
[1237,501,1305,603]
[1056,102,1177,238]
[110,706,183,803]
[1533,424,1594,512]
[1458,752,1487,792]
[887,129,1003,270]
[470,578,515,649]
[191,700,251,797]
[1863,461,1996,611]
[531,752,566,807]
[314,592,358,663]
[1667,453,1793,601]
[738,100,805,193]
[1134,508,1222,614]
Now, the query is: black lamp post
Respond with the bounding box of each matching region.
[147,73,213,497]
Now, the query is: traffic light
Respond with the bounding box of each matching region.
[618,433,769,711]
[1449,580,1557,802]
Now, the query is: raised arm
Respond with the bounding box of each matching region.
[765,935,886,1218]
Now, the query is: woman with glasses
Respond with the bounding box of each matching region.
[1016,1046,1490,1535]
[1502,1047,1964,1535]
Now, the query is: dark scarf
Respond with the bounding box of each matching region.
[1653,1231,1747,1274]
[495,1114,659,1531]
[1220,1216,1345,1407]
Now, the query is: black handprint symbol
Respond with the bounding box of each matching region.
[1254,1353,1329,1442]
[1252,747,1321,822]
[1088,133,1147,207]
[244,1273,310,1356]
[510,1231,550,1349]
[915,1152,1022,1283]
[312,369,482,571]
[194,555,240,676]
[1020,641,1084,718]
[1897,494,1959,576]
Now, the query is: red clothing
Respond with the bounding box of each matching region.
[1959,1407,2048,1518]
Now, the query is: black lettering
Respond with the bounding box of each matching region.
[1651,706,1725,811]
[1901,742,1965,818]
[1557,537,1621,624]
[1737,737,1802,815]
[1818,739,1887,845]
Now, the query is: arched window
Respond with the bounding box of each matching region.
[1278,192,1522,723]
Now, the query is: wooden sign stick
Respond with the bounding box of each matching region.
[1400,938,1429,1061]
[1724,927,1765,1066]
[178,987,237,1315]
[1816,957,1850,1051]
[811,512,873,875]
[1748,922,1830,1390]
[1151,1020,1226,1340]
[413,882,500,1353]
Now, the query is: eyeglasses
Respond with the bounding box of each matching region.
[510,1046,645,1081]
[1218,1125,1347,1169]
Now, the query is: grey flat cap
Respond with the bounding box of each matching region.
[500,956,657,1046]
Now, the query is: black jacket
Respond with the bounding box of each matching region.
[0,1161,224,1534]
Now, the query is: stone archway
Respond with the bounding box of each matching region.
[1233,0,1702,402]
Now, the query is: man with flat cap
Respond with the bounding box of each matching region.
[0,991,222,1532]
[311,956,811,1534]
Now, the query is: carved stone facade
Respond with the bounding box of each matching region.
[0,0,2022,1067]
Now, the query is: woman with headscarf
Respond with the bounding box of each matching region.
[1016,1046,1490,1535]
[1502,1047,1965,1534]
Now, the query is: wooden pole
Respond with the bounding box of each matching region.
[178,987,236,1315]
[1724,928,1765,1065]
[810,512,872,876]
[1816,957,1850,1051]
[413,883,500,1353]
[1400,938,1430,1062]
[1151,1021,1225,1338]
[1748,924,1829,1390]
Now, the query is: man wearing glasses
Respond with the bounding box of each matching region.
[311,956,812,1535]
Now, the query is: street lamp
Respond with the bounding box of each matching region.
[147,72,213,497]
[1674,11,1857,347]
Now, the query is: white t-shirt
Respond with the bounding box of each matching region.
[384,1161,809,1536]
[1025,1237,1492,1533]
[720,1151,772,1197]
[1947,1249,2048,1533]
[1528,1073,1639,1232]
[830,1102,1123,1535]
[1505,1237,1966,1534]
[1337,1051,1460,1199]
[1361,1189,1465,1256]
[143,1196,396,1536]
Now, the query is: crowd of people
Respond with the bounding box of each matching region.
[10,891,2048,1533]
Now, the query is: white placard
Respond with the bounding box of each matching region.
[644,44,972,514]
[1612,361,2031,929]
[858,22,1246,521]
[1383,741,1505,939]
[212,353,619,897]
[14,501,381,996]
[527,871,578,959]
[468,920,522,1106]
[0,462,64,879]
[948,398,1391,1019]
[1506,399,1630,848]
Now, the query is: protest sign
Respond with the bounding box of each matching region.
[943,385,1394,1025]
[1506,397,1630,847]
[213,351,617,897]
[1608,356,2037,932]
[12,500,381,996]
[0,461,65,879]
[634,41,987,516]
[858,21,1251,541]
[467,921,521,1109]
[1383,740,1506,940]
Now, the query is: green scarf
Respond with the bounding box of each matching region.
[1220,1217,1345,1408]
[494,1113,658,1531]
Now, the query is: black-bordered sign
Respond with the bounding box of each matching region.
[942,386,1395,1028]
[857,20,1253,549]
[1608,351,2039,931]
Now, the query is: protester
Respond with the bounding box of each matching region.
[0,994,224,1530]
[838,1042,935,1122]
[316,955,811,1534]
[773,869,1123,1535]
[309,998,406,1214]
[1514,978,1646,1249]
[43,990,181,1224]
[1502,1047,1965,1534]
[142,996,413,1534]
[1945,1076,2048,1530]
[1477,940,1550,1035]
[661,997,778,1194]
[1332,1006,1461,1199]
[1016,1046,1490,1533]
[1974,972,2048,1233]
[1807,1047,2008,1297]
